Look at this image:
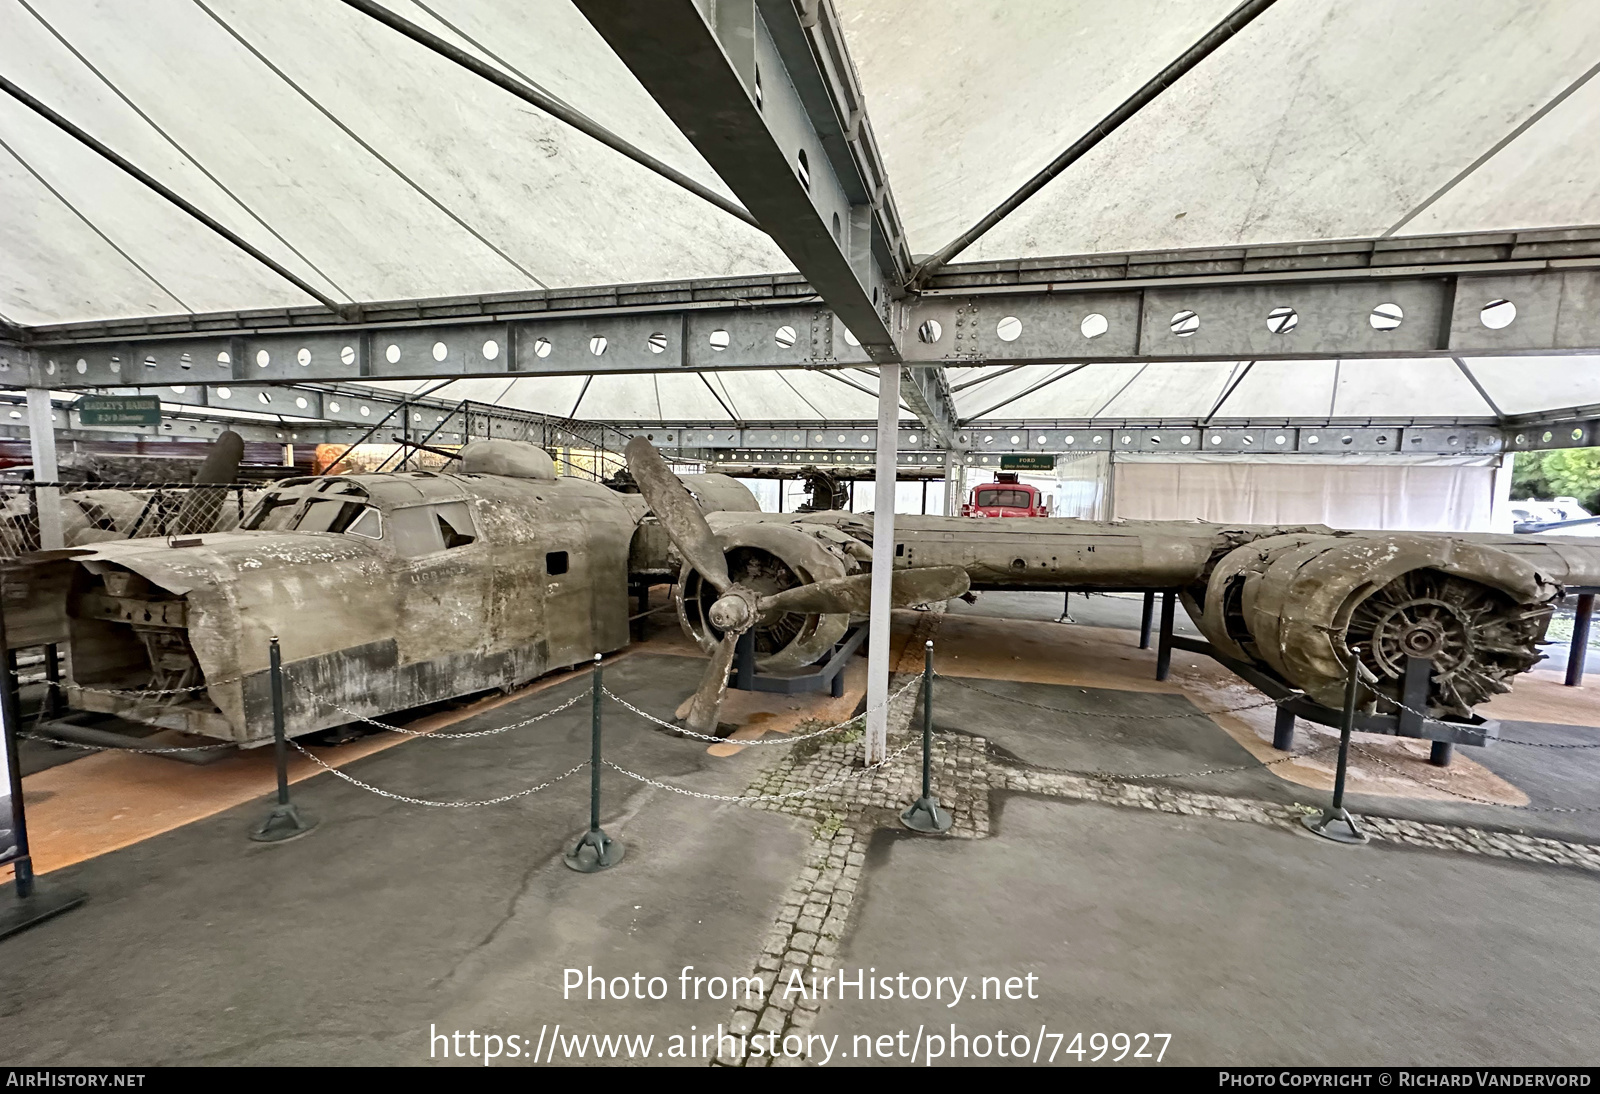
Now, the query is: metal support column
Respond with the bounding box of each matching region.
[865,367,902,765]
[25,388,62,551]
[734,630,756,692]
[1565,592,1594,686]
[42,645,62,720]
[1155,591,1176,681]
[1272,705,1296,751]
[944,462,963,517]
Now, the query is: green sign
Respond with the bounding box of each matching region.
[77,395,161,427]
[1000,454,1055,471]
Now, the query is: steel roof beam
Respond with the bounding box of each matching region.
[575,0,908,365]
[11,227,1600,387]
[17,224,1597,343]
[18,264,1600,389]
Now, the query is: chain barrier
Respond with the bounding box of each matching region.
[934,672,1289,720]
[19,731,237,754]
[602,675,920,746]
[1350,744,1600,814]
[988,740,1342,783]
[31,674,247,698]
[602,736,921,804]
[282,671,586,739]
[287,738,588,807]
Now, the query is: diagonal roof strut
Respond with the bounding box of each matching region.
[0,71,352,316]
[909,0,1279,287]
[338,0,759,231]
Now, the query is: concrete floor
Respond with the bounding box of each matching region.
[951,592,1600,844]
[4,595,1599,1066]
[816,797,1600,1066]
[2,654,810,1065]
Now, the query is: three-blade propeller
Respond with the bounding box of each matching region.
[624,437,970,734]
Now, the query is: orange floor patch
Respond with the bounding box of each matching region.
[9,655,626,879]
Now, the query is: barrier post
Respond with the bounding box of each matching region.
[1301,654,1368,844]
[565,654,624,872]
[901,640,952,833]
[250,636,318,842]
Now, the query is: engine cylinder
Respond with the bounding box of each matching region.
[1197,534,1555,717]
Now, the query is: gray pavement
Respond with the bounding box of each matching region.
[1,653,808,1066]
[816,796,1600,1067]
[7,618,1600,1068]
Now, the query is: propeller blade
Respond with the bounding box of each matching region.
[685,630,740,735]
[625,436,732,593]
[757,565,970,616]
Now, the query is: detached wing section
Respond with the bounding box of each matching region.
[768,511,1600,722]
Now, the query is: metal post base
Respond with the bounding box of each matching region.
[1300,808,1369,845]
[564,828,625,872]
[0,880,86,941]
[249,803,318,843]
[900,796,953,833]
[1055,591,1075,625]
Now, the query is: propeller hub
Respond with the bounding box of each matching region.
[708,591,755,633]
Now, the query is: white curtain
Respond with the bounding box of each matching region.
[1111,455,1503,532]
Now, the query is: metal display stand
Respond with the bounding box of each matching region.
[728,626,865,699]
[1165,632,1492,766]
[1054,588,1165,651]
[1562,586,1599,687]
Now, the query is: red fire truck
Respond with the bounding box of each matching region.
[961,472,1051,517]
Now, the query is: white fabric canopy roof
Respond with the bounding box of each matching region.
[0,0,784,327]
[367,354,1600,425]
[3,1,1599,427]
[843,0,1600,260]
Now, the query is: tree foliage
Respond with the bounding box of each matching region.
[1513,448,1600,509]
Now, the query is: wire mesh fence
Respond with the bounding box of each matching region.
[0,480,262,558]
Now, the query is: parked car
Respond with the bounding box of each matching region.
[1511,497,1592,533]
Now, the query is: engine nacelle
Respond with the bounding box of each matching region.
[677,523,853,670]
[1194,533,1556,717]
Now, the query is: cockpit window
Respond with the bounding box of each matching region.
[295,498,369,534]
[345,507,382,539]
[243,479,370,531]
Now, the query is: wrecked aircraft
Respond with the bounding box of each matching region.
[11,437,1600,746]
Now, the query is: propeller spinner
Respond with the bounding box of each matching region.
[623,437,970,735]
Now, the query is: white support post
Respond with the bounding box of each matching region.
[944,460,964,518]
[26,387,63,551]
[864,367,902,765]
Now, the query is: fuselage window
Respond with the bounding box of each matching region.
[434,501,477,549]
[546,550,569,575]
